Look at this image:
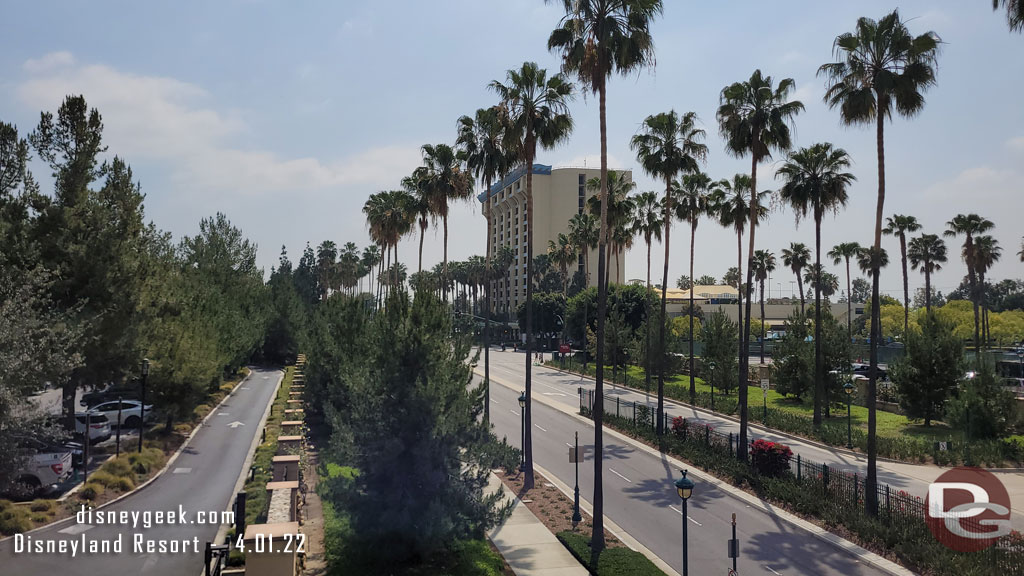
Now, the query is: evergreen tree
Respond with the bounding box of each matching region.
[890,312,964,426]
[702,310,738,395]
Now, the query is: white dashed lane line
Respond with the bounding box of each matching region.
[608,468,632,483]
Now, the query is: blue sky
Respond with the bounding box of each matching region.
[2,1,1021,299]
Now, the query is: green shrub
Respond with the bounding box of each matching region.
[557,531,666,576]
[88,470,134,491]
[0,507,33,535]
[0,499,11,512]
[78,483,104,501]
[98,457,136,479]
[29,499,55,513]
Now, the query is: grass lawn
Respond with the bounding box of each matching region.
[556,360,964,446]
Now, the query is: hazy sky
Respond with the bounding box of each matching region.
[2,1,1021,300]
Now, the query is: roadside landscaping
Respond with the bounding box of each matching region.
[0,368,250,538]
[580,401,1024,576]
[497,468,666,576]
[550,359,1022,467]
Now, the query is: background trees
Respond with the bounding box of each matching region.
[890,312,964,426]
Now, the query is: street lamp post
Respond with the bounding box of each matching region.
[1017,347,1023,380]
[708,361,716,411]
[844,380,855,449]
[518,391,526,467]
[675,470,695,576]
[572,431,582,527]
[138,358,149,453]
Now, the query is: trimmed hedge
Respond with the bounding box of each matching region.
[557,531,666,576]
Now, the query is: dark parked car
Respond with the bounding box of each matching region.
[80,383,141,408]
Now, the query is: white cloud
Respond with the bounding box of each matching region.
[23,51,75,73]
[17,52,420,195]
[1007,136,1024,152]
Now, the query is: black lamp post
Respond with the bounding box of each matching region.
[844,379,855,449]
[518,391,526,466]
[572,430,582,527]
[675,469,695,576]
[1017,347,1023,380]
[138,358,149,453]
[707,361,716,411]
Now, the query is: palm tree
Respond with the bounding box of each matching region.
[819,9,939,515]
[751,250,776,364]
[315,240,338,300]
[611,203,636,284]
[696,274,718,286]
[907,234,947,312]
[401,167,432,275]
[994,0,1024,32]
[586,171,637,286]
[829,242,862,337]
[491,62,574,490]
[776,142,855,428]
[457,106,513,426]
[421,143,474,299]
[717,70,803,460]
[674,171,715,403]
[631,190,663,401]
[363,190,416,296]
[781,243,811,314]
[716,173,769,410]
[974,235,1002,347]
[548,233,576,296]
[548,3,661,548]
[630,111,707,436]
[856,245,890,339]
[804,264,839,299]
[945,214,994,355]
[883,215,922,334]
[361,245,381,306]
[1019,237,1024,262]
[568,211,599,368]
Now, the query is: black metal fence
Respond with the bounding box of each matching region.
[579,388,1024,572]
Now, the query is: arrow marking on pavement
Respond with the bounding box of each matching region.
[609,468,632,483]
[227,421,245,428]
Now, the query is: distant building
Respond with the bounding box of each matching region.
[661,285,865,336]
[479,164,629,315]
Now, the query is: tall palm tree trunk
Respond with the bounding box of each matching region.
[582,250,589,371]
[443,213,450,301]
[844,256,853,337]
[900,234,909,335]
[736,231,744,378]
[797,273,805,315]
[591,80,609,554]
[759,279,766,365]
[524,146,536,491]
[644,238,652,402]
[865,108,886,517]
[924,269,932,312]
[813,216,823,428]
[657,176,672,435]
[484,191,493,425]
[418,223,426,274]
[689,222,697,404]
[738,154,758,463]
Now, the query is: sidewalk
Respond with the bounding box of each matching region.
[486,472,588,576]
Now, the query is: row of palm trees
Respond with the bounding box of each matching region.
[356,4,1019,547]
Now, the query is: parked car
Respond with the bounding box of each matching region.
[5,436,74,498]
[80,383,141,408]
[88,400,154,429]
[853,364,888,381]
[75,412,112,443]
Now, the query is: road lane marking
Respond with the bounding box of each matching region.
[566,442,573,447]
[609,468,632,483]
[227,421,245,428]
[217,412,229,416]
[173,467,192,474]
[542,392,567,396]
[535,424,547,432]
[764,566,782,575]
[510,410,520,416]
[491,399,500,404]
[58,524,93,535]
[668,506,703,526]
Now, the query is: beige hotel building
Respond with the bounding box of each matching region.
[479,164,628,315]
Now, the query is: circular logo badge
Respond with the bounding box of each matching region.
[925,467,1012,552]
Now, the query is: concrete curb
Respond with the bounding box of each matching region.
[480,367,917,576]
[541,363,923,467]
[0,367,255,544]
[533,463,680,576]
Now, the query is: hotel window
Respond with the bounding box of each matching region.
[578,173,586,213]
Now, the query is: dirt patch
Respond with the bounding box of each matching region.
[497,468,621,548]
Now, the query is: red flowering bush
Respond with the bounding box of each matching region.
[671,416,688,436]
[750,438,793,477]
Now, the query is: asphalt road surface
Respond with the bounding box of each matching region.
[0,366,282,575]
[481,353,894,576]
[483,349,1024,529]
